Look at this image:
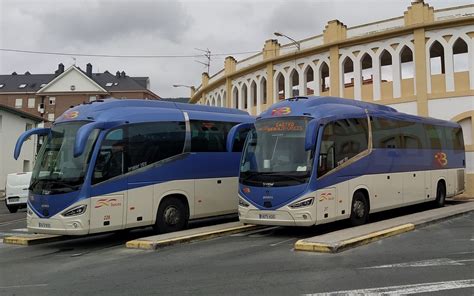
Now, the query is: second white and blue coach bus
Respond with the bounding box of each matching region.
[14,98,253,235]
[230,96,465,227]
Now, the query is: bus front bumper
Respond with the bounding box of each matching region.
[27,206,89,236]
[238,204,316,227]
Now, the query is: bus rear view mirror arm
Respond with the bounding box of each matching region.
[74,121,126,157]
[226,122,254,152]
[14,128,50,160]
[305,119,320,151]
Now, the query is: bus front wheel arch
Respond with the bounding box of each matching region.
[153,195,190,234]
[350,190,369,226]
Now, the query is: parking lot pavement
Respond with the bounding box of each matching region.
[0,201,27,237]
[0,202,472,296]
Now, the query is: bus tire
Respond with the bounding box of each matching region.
[350,192,369,226]
[153,197,188,234]
[6,204,19,213]
[434,182,446,208]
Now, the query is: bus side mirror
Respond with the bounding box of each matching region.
[305,119,319,151]
[74,121,125,157]
[14,128,50,160]
[226,122,254,152]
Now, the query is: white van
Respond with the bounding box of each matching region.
[5,172,32,213]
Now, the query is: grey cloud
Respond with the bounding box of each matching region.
[31,0,192,45]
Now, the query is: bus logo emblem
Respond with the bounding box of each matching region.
[271,107,291,116]
[434,152,448,167]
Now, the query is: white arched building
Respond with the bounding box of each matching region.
[190,1,474,196]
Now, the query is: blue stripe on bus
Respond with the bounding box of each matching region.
[29,152,242,218]
[240,148,464,210]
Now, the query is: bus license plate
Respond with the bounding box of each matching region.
[259,213,276,219]
[38,222,51,228]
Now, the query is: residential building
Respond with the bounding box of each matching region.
[0,104,43,191]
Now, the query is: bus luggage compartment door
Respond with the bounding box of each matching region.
[89,194,125,233]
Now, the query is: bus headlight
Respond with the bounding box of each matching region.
[289,197,314,209]
[62,205,87,217]
[239,198,250,207]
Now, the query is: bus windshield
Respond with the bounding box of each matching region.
[240,117,313,187]
[30,122,99,195]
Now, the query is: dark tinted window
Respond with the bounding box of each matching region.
[232,127,251,152]
[191,120,239,152]
[399,121,427,149]
[425,124,445,149]
[127,122,185,171]
[318,118,368,177]
[444,126,464,150]
[93,122,185,184]
[372,117,401,148]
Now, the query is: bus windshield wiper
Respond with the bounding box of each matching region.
[259,172,309,183]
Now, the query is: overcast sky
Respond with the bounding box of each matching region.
[0,0,471,98]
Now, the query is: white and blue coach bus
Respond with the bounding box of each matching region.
[229,96,465,227]
[14,99,253,235]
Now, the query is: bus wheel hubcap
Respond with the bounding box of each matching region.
[354,201,365,218]
[164,206,180,225]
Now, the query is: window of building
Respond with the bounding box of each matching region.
[453,38,468,73]
[92,122,186,184]
[89,96,97,102]
[15,98,23,108]
[429,41,445,75]
[0,84,4,88]
[320,62,330,92]
[400,46,414,79]
[23,160,31,172]
[28,98,35,108]
[372,117,401,149]
[48,113,55,122]
[25,123,33,131]
[190,120,236,152]
[105,82,113,87]
[261,78,267,104]
[49,97,56,105]
[18,84,27,89]
[276,72,285,100]
[318,118,369,177]
[290,69,299,96]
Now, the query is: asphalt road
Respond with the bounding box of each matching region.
[0,201,473,296]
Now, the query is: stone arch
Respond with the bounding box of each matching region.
[274,71,286,101]
[232,86,239,109]
[303,64,316,95]
[289,68,300,97]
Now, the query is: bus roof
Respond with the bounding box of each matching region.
[259,96,458,127]
[55,98,252,124]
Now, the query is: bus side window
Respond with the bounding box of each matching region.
[231,127,251,152]
[372,118,402,149]
[190,120,228,152]
[425,124,445,150]
[318,123,335,177]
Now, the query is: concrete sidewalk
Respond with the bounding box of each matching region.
[295,201,474,253]
[126,222,262,250]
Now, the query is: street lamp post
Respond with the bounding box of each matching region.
[173,84,196,100]
[274,32,300,51]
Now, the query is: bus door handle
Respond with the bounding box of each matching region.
[217,180,222,184]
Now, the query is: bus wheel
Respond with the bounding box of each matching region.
[6,204,19,213]
[154,197,188,234]
[350,192,369,226]
[434,182,446,208]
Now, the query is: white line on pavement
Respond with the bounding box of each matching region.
[10,228,28,232]
[0,284,48,289]
[230,226,279,237]
[270,238,295,247]
[304,279,474,296]
[360,258,465,269]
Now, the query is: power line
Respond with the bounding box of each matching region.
[0,48,263,59]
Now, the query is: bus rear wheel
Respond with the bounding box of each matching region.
[434,182,446,208]
[350,192,369,226]
[153,197,188,234]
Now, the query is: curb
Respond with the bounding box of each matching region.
[295,224,414,253]
[294,205,474,254]
[3,234,62,246]
[126,224,261,250]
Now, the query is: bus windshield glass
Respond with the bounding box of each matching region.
[240,117,313,187]
[30,122,99,195]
